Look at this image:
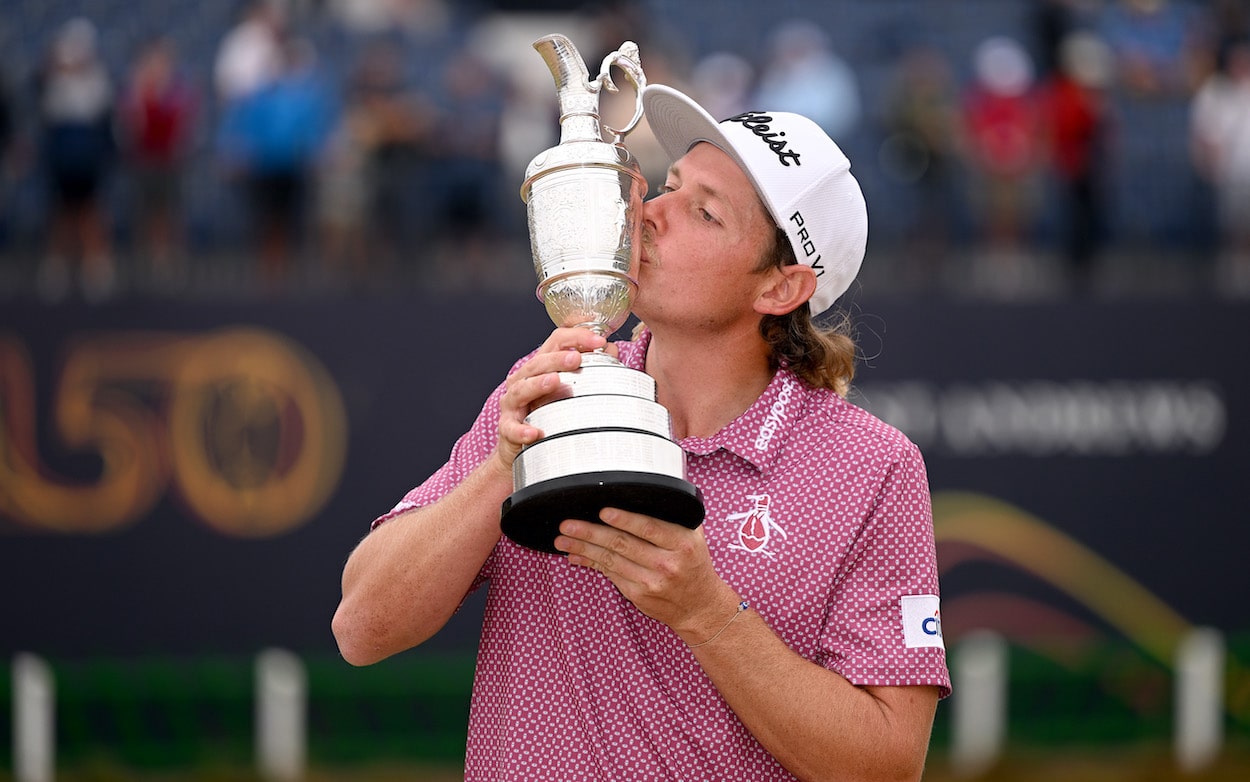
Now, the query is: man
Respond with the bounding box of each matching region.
[333,84,950,781]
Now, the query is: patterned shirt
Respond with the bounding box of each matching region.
[376,328,950,781]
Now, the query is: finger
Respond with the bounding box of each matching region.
[553,520,604,565]
[497,413,543,451]
[538,327,607,355]
[502,351,581,422]
[497,377,562,467]
[506,346,583,389]
[597,507,672,547]
[503,362,564,404]
[503,328,608,413]
[599,507,708,558]
[500,369,556,424]
[556,518,653,579]
[496,328,609,468]
[499,331,605,444]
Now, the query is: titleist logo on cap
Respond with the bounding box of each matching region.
[726,112,802,167]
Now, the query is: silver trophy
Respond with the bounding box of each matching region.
[499,34,704,554]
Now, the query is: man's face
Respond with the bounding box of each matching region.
[633,142,777,332]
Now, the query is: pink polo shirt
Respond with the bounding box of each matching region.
[376,329,950,781]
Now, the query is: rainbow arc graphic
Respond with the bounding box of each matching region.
[933,491,1248,726]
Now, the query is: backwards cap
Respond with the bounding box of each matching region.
[642,84,867,314]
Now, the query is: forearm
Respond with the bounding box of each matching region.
[690,607,936,782]
[332,454,512,665]
[333,329,611,665]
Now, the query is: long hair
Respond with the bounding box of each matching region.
[755,227,857,397]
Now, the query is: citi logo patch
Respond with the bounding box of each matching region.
[901,594,944,650]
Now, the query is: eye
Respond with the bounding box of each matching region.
[699,208,720,225]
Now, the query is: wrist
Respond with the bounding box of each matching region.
[685,598,751,649]
[486,447,517,485]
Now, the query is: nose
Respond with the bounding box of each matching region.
[641,191,668,235]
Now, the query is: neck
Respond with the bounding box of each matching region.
[644,327,774,440]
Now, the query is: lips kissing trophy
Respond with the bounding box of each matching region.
[499,34,705,554]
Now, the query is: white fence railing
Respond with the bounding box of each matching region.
[9,629,1230,780]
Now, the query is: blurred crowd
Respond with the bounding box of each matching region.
[0,0,1247,303]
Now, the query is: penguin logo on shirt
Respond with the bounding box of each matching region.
[726,494,787,556]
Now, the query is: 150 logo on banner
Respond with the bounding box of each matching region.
[0,328,347,537]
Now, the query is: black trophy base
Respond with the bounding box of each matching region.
[500,471,705,555]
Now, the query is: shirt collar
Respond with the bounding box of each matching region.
[616,328,810,475]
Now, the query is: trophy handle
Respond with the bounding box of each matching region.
[596,41,647,142]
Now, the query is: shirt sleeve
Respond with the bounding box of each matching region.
[820,437,952,698]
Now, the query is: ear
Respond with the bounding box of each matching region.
[754,264,818,316]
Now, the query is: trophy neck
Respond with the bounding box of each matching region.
[578,350,623,368]
[560,114,603,145]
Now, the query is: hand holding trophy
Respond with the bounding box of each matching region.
[499,34,704,554]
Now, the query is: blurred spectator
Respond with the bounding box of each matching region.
[317,39,435,288]
[1035,0,1076,78]
[753,19,861,141]
[117,36,199,292]
[689,51,755,121]
[1210,0,1250,52]
[1032,0,1104,78]
[1038,31,1116,293]
[428,48,508,287]
[34,17,117,302]
[879,45,962,284]
[328,0,451,38]
[0,0,1233,304]
[1190,36,1250,295]
[1098,0,1210,98]
[214,0,286,105]
[584,0,650,60]
[961,36,1043,296]
[1202,0,1250,89]
[314,78,371,290]
[217,38,335,290]
[326,0,402,34]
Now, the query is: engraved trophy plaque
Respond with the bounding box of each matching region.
[499,34,704,554]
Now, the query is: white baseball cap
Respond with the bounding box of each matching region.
[642,84,867,314]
